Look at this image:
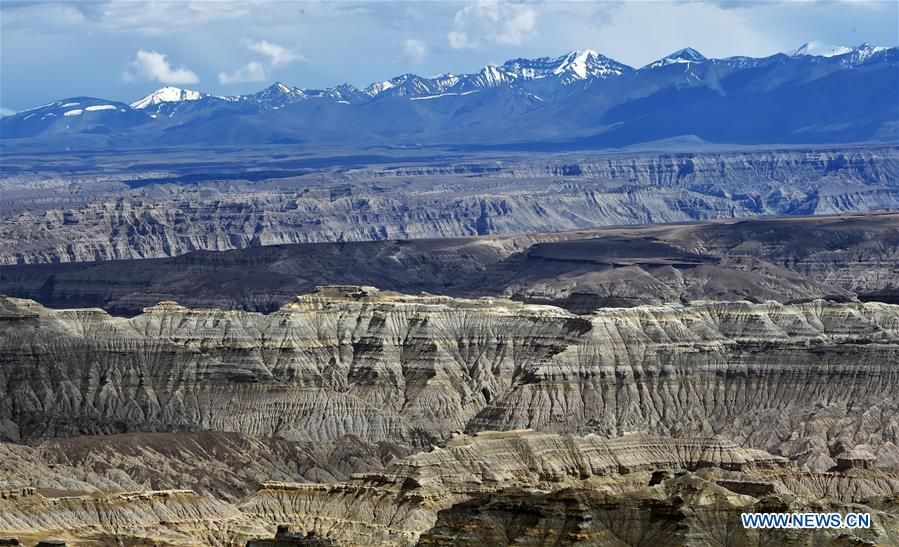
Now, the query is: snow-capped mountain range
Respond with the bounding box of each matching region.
[123,48,633,116]
[3,43,896,150]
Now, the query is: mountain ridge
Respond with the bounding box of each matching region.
[2,43,896,150]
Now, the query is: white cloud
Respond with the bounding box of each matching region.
[122,49,199,84]
[244,39,304,67]
[1,1,254,35]
[0,107,16,117]
[218,61,267,84]
[448,1,537,50]
[403,38,429,64]
[94,1,251,35]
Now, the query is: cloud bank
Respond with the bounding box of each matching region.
[404,39,429,64]
[245,39,304,68]
[448,1,537,50]
[218,39,303,85]
[122,50,199,84]
[218,61,267,84]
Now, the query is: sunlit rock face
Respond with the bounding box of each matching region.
[2,429,899,545]
[2,288,897,471]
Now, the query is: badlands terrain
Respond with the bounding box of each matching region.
[1,146,897,265]
[2,210,897,316]
[0,146,898,546]
[1,285,899,544]
[1,28,897,546]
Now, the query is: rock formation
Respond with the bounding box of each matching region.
[417,476,899,547]
[0,486,266,546]
[1,427,897,545]
[236,431,899,545]
[0,432,406,501]
[3,211,898,317]
[2,288,898,469]
[2,288,899,544]
[2,147,896,264]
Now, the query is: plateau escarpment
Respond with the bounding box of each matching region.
[2,287,897,471]
[3,211,898,316]
[1,147,896,264]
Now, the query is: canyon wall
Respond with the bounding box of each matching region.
[2,147,896,264]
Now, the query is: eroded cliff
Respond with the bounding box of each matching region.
[4,212,896,316]
[2,287,897,471]
[2,147,897,264]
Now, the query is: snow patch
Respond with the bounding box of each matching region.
[85,105,117,112]
[554,50,598,79]
[409,90,480,101]
[63,109,83,116]
[365,80,395,96]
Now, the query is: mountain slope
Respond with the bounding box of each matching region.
[2,44,896,150]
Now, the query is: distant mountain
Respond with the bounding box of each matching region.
[0,97,151,139]
[130,86,236,118]
[791,42,854,58]
[2,44,896,150]
[500,49,632,83]
[643,47,707,69]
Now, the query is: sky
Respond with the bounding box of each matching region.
[1,0,897,113]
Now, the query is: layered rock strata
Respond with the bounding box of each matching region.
[235,431,899,545]
[3,212,896,316]
[2,147,897,264]
[2,430,898,545]
[1,288,897,470]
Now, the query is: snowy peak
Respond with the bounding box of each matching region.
[501,49,631,83]
[552,49,632,81]
[555,50,599,78]
[362,74,450,98]
[316,83,367,103]
[254,82,302,97]
[645,47,707,69]
[471,66,508,87]
[364,80,396,97]
[356,50,631,99]
[1,96,151,139]
[789,42,894,67]
[847,43,892,62]
[250,82,305,103]
[130,87,204,109]
[790,42,853,58]
[670,47,707,62]
[790,42,891,58]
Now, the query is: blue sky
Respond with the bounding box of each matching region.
[1,0,897,113]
